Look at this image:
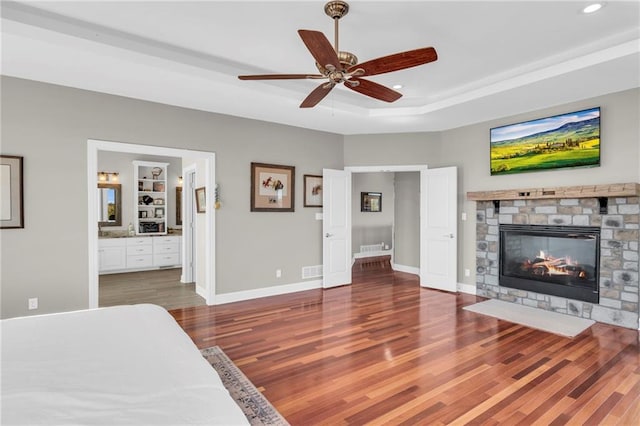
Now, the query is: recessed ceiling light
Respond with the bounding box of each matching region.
[393,84,403,89]
[583,3,603,14]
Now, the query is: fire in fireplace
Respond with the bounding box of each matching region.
[499,224,600,303]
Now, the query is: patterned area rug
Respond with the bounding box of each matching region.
[201,346,290,426]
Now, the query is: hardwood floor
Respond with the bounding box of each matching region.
[99,268,206,310]
[170,266,640,425]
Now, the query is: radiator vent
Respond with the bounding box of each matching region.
[302,265,323,279]
[360,244,384,254]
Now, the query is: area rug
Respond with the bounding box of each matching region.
[201,346,290,426]
[463,299,595,338]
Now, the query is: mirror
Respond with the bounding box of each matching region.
[176,187,182,226]
[97,183,122,226]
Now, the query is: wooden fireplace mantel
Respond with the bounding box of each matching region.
[466,182,640,201]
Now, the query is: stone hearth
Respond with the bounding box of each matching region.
[474,197,639,329]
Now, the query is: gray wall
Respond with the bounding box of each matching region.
[393,172,420,268]
[344,88,640,288]
[2,75,637,318]
[352,172,394,254]
[0,76,342,318]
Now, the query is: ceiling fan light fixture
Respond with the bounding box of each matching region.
[393,84,403,90]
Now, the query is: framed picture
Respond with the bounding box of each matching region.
[361,192,382,212]
[152,182,165,192]
[154,207,164,218]
[153,198,164,205]
[0,155,24,229]
[251,162,295,212]
[195,186,206,213]
[176,187,182,225]
[303,174,323,207]
[490,107,601,175]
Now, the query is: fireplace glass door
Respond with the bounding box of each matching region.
[499,225,600,303]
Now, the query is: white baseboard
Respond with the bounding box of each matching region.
[353,249,393,259]
[392,264,420,275]
[457,282,476,295]
[215,279,323,305]
[195,284,206,299]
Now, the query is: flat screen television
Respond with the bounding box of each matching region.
[490,107,600,176]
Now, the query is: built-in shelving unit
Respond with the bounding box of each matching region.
[133,161,169,235]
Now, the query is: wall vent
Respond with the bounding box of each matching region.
[360,244,384,254]
[302,265,323,279]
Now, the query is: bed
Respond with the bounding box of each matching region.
[1,304,248,425]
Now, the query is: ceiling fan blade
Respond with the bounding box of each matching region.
[298,30,341,71]
[347,47,438,77]
[238,74,323,80]
[345,78,402,103]
[300,82,334,108]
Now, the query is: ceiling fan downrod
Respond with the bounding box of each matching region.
[324,1,349,54]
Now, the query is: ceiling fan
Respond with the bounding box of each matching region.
[238,1,438,108]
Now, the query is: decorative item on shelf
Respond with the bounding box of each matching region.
[142,195,154,205]
[214,184,221,209]
[98,172,119,182]
[152,182,165,192]
[151,167,163,179]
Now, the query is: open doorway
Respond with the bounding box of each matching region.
[324,165,457,292]
[87,139,216,309]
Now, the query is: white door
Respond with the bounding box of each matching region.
[322,168,352,288]
[420,167,457,292]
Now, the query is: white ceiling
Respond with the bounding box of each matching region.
[1,1,639,135]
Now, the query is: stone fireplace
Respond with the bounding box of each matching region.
[469,184,639,330]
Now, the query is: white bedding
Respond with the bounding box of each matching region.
[1,304,248,425]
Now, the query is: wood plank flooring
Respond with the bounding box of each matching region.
[170,266,640,425]
[99,268,205,310]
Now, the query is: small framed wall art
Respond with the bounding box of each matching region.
[251,162,295,212]
[0,155,24,229]
[303,174,323,207]
[361,192,382,212]
[195,186,206,213]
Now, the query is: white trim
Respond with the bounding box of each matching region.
[457,282,476,295]
[345,165,428,173]
[87,139,216,308]
[215,280,323,305]
[181,165,196,284]
[392,264,420,275]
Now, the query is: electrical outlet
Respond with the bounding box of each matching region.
[461,212,467,221]
[464,269,471,277]
[276,269,282,278]
[28,297,38,310]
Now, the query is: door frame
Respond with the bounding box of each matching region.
[344,164,430,282]
[181,165,197,284]
[87,139,216,308]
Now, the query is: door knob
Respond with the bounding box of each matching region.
[325,233,333,238]
[444,233,454,238]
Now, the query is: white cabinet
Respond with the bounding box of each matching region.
[126,237,153,269]
[99,236,181,274]
[153,236,181,267]
[98,239,127,272]
[134,161,168,235]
